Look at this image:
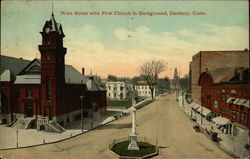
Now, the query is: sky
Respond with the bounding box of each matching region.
[1,1,249,78]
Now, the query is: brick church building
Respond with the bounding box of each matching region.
[0,13,106,131]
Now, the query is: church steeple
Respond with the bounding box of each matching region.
[40,12,65,48]
[38,12,67,118]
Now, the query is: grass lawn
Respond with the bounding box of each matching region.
[107,99,132,108]
[136,100,154,110]
[111,140,156,157]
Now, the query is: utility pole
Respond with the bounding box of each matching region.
[182,92,184,110]
[16,130,18,148]
[80,95,84,132]
[201,96,203,125]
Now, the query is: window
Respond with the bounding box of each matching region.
[236,112,240,121]
[46,54,50,60]
[230,89,237,94]
[45,78,52,101]
[120,93,123,99]
[214,100,219,108]
[221,89,226,93]
[25,88,33,98]
[232,111,236,119]
[16,104,19,113]
[120,87,123,91]
[0,93,7,113]
[15,89,20,98]
[221,107,224,115]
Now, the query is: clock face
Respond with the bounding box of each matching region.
[45,27,50,33]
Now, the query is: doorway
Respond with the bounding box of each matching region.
[26,105,33,117]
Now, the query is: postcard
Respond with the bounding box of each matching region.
[0,1,249,159]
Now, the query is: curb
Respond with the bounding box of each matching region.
[0,117,117,151]
[0,98,157,151]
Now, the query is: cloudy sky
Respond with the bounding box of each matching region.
[1,1,249,78]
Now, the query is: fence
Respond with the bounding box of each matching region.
[109,136,158,149]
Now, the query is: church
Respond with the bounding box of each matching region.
[0,13,106,132]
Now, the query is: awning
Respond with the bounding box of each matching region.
[196,106,211,116]
[233,98,241,105]
[231,99,249,108]
[237,99,247,106]
[212,117,230,126]
[243,100,249,108]
[226,97,236,104]
[191,103,200,110]
[202,107,211,116]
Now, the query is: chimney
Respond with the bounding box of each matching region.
[82,68,85,76]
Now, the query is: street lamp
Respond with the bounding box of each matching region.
[80,95,84,132]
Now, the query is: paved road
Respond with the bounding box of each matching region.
[0,94,233,159]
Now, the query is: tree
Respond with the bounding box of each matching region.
[179,74,189,91]
[172,67,180,90]
[156,76,170,94]
[130,76,144,84]
[139,60,167,99]
[107,74,118,81]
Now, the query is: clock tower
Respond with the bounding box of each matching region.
[38,13,67,120]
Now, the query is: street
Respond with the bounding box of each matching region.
[0,94,233,159]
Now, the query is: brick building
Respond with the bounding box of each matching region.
[199,68,250,130]
[0,13,106,130]
[190,50,249,105]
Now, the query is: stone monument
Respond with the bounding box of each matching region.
[128,91,139,151]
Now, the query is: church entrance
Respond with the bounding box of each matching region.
[26,105,33,117]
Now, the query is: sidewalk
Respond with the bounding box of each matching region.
[0,98,154,150]
[176,93,249,158]
[0,110,122,149]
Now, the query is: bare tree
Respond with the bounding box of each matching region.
[139,60,167,99]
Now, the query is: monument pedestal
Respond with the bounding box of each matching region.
[128,134,139,150]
